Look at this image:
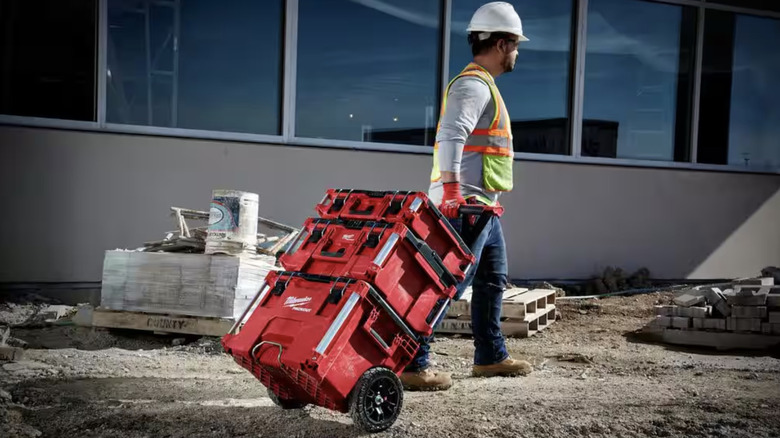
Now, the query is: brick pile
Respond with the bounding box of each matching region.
[645,277,780,349]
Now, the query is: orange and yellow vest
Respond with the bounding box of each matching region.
[430,62,514,193]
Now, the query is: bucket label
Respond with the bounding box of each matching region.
[209,196,241,232]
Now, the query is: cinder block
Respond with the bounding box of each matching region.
[727,317,763,333]
[654,305,676,316]
[735,278,775,286]
[703,318,727,331]
[679,306,710,318]
[659,328,780,350]
[692,318,705,330]
[761,323,780,335]
[769,312,780,324]
[671,316,691,329]
[704,288,731,317]
[726,286,770,306]
[649,316,673,328]
[767,294,780,309]
[732,306,768,319]
[674,292,705,307]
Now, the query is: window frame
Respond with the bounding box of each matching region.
[0,0,778,173]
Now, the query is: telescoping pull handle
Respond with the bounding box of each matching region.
[458,204,504,217]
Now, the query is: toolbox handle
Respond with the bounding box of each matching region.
[251,341,284,366]
[404,231,458,288]
[279,271,334,283]
[367,286,419,342]
[426,298,451,327]
[426,199,474,259]
[368,327,391,351]
[319,248,346,258]
[347,205,376,215]
[335,189,414,198]
[458,204,504,217]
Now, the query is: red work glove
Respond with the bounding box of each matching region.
[439,182,466,219]
[492,201,505,218]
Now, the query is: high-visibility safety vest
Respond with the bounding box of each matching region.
[431,63,514,192]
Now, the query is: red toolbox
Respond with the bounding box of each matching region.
[222,270,419,433]
[315,189,475,281]
[279,218,456,335]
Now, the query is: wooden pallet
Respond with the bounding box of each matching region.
[438,288,558,338]
[91,308,233,337]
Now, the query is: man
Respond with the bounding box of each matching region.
[400,2,533,391]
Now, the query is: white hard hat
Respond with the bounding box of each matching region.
[467,2,529,42]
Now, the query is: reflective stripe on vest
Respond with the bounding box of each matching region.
[431,63,514,192]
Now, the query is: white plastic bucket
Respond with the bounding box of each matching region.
[205,190,259,255]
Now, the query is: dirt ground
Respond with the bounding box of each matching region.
[2,292,780,438]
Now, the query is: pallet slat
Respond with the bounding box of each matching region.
[438,306,557,338]
[446,288,557,320]
[92,309,233,337]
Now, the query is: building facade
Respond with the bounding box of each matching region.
[1,0,779,283]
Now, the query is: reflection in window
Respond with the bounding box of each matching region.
[582,0,695,161]
[450,0,573,155]
[296,0,441,146]
[0,0,96,121]
[698,12,780,171]
[107,0,283,135]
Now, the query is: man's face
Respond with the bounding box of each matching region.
[500,37,520,73]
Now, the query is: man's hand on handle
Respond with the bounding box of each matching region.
[439,182,466,219]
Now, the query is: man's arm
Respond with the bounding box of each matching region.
[436,76,491,183]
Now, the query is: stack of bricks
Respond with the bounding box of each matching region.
[649,277,780,336]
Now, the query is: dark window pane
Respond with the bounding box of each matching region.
[450,0,573,155]
[107,0,283,135]
[583,0,695,161]
[0,0,96,121]
[296,0,441,146]
[698,12,780,170]
[707,0,780,13]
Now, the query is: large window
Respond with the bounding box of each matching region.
[0,0,97,121]
[106,0,283,135]
[697,12,780,171]
[296,0,442,146]
[582,0,696,161]
[449,0,573,155]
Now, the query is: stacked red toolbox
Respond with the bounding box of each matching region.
[316,189,475,281]
[222,189,476,433]
[279,218,457,335]
[222,271,418,429]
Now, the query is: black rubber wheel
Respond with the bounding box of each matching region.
[349,367,403,433]
[267,388,307,410]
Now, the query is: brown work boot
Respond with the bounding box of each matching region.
[472,357,533,377]
[400,368,453,391]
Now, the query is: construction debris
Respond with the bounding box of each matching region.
[141,206,299,257]
[585,266,653,295]
[761,266,780,284]
[644,276,780,349]
[93,195,296,331]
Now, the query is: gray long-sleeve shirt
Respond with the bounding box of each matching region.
[429,75,501,206]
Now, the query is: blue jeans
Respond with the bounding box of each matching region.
[406,214,509,370]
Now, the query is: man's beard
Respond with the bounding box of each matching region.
[503,55,516,73]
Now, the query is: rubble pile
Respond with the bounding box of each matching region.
[137,206,299,257]
[644,271,780,349]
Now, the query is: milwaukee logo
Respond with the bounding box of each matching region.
[342,234,356,241]
[284,296,312,312]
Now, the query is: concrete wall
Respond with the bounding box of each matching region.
[1,125,778,282]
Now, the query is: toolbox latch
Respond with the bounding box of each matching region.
[328,279,352,304]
